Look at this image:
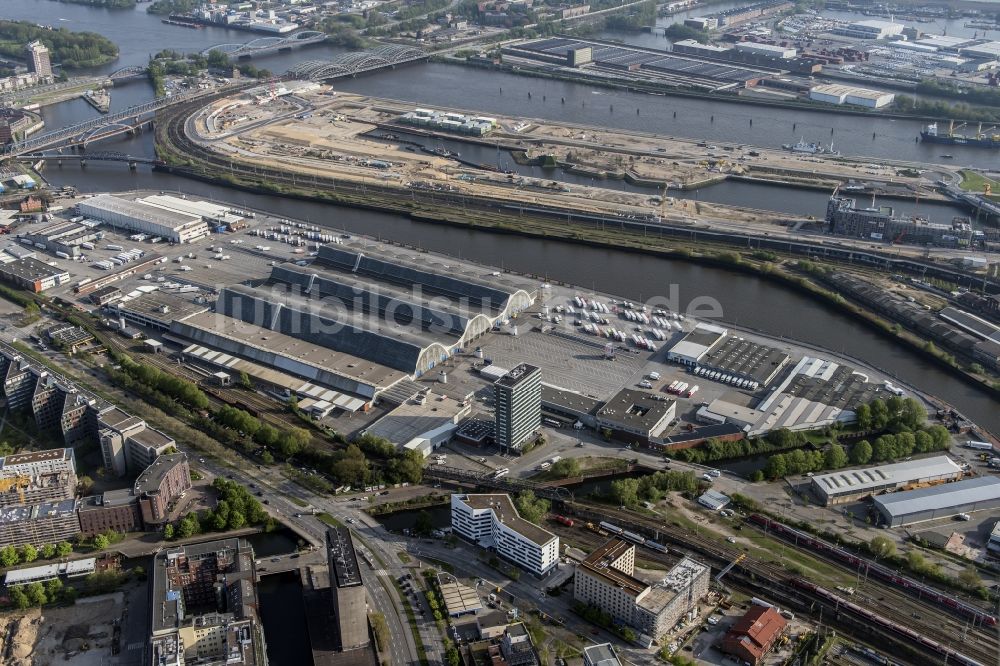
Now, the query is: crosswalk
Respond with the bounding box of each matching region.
[373,569,391,577]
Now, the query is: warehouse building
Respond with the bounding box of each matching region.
[76,194,211,244]
[0,256,70,293]
[735,42,796,59]
[834,19,905,40]
[187,241,535,380]
[809,84,895,109]
[988,521,1000,556]
[573,539,710,640]
[811,456,963,506]
[959,41,1000,60]
[451,493,559,576]
[596,389,676,445]
[18,220,101,258]
[876,476,1000,527]
[666,323,728,366]
[695,336,790,387]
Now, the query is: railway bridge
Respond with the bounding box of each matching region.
[422,465,573,501]
[22,151,165,169]
[201,30,327,59]
[287,45,427,81]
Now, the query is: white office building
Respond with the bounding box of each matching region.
[451,493,559,576]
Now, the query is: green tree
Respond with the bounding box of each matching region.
[610,478,641,507]
[869,535,896,558]
[40,543,56,559]
[824,444,848,470]
[414,510,434,535]
[958,566,982,589]
[851,440,872,465]
[10,586,30,609]
[765,453,788,479]
[0,544,19,567]
[92,534,110,550]
[854,403,872,430]
[163,523,175,540]
[869,399,889,431]
[77,475,95,496]
[44,578,63,600]
[56,541,73,557]
[550,458,580,478]
[26,582,47,606]
[20,544,38,563]
[227,510,246,530]
[239,371,252,389]
[514,490,550,524]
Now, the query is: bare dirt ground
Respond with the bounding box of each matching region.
[0,593,121,666]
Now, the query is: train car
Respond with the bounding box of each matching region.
[788,579,985,666]
[752,515,997,627]
[620,530,646,546]
[645,540,669,554]
[552,515,575,528]
[599,521,623,535]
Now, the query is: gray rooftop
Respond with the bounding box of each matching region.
[316,243,535,313]
[541,383,602,416]
[134,453,186,494]
[813,456,961,495]
[79,194,200,229]
[583,643,622,666]
[875,476,1000,517]
[327,527,362,588]
[596,388,676,433]
[115,291,209,325]
[0,257,68,282]
[495,363,540,390]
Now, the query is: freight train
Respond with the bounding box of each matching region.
[789,579,986,666]
[750,514,997,627]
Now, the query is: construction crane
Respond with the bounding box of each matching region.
[714,553,747,584]
[0,475,31,504]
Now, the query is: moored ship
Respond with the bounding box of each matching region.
[920,121,1000,148]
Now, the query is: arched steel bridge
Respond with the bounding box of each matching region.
[1,80,258,157]
[108,66,148,81]
[201,30,326,58]
[287,45,427,81]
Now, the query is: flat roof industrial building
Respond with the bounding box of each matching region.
[875,476,1000,527]
[0,256,70,293]
[76,194,212,244]
[596,388,676,444]
[666,323,728,366]
[811,456,963,506]
[695,336,790,386]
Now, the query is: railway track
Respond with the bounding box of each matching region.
[560,502,998,666]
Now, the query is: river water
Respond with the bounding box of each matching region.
[6,0,999,431]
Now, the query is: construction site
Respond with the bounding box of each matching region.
[172,84,971,246]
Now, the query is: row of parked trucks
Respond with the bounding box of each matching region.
[693,366,760,391]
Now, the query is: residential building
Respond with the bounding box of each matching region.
[1,355,35,411]
[24,40,52,79]
[0,449,77,508]
[78,489,142,536]
[494,364,541,452]
[451,493,559,576]
[0,499,79,548]
[573,539,710,639]
[720,606,787,665]
[135,453,190,526]
[327,527,369,651]
[151,538,268,666]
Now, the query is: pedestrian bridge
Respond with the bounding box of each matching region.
[201,30,327,58]
[287,45,427,81]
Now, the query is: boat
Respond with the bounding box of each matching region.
[920,121,1000,149]
[940,154,954,159]
[84,89,110,114]
[782,138,840,156]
